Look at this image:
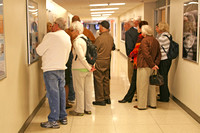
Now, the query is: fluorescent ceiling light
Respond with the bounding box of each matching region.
[92,17,109,20]
[90,8,119,11]
[28,5,35,8]
[102,14,112,16]
[0,3,3,6]
[91,14,101,17]
[109,3,125,6]
[90,4,108,7]
[91,11,115,14]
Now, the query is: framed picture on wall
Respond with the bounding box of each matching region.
[121,22,125,41]
[183,0,199,63]
[26,0,39,64]
[0,0,6,80]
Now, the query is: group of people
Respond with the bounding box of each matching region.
[36,16,114,129]
[36,15,172,129]
[118,17,172,110]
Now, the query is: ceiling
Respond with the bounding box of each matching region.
[53,0,157,20]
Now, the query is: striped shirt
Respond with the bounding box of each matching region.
[156,32,170,60]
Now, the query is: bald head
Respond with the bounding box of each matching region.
[72,15,81,22]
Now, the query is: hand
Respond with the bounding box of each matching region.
[90,65,96,72]
[152,65,159,70]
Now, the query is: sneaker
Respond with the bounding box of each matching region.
[59,117,68,125]
[69,110,84,116]
[84,110,92,115]
[68,100,75,103]
[40,121,60,129]
[66,103,73,109]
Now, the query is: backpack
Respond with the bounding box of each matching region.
[75,37,97,65]
[161,35,179,60]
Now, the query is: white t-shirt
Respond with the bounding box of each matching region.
[36,30,71,72]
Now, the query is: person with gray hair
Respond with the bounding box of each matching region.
[125,18,139,84]
[69,21,96,116]
[134,25,161,110]
[156,22,172,102]
[36,17,71,128]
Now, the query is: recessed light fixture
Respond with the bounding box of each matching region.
[109,3,125,6]
[91,11,115,14]
[90,4,108,7]
[89,3,125,7]
[90,8,119,11]
[91,14,101,17]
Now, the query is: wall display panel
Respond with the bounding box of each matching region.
[0,0,6,80]
[26,0,39,64]
[183,0,199,63]
[121,22,125,41]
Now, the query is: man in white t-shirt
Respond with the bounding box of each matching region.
[36,17,71,129]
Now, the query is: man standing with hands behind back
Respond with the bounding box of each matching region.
[93,20,114,106]
[36,17,71,129]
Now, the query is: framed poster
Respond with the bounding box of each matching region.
[26,0,39,64]
[121,22,125,41]
[183,0,199,63]
[0,0,6,80]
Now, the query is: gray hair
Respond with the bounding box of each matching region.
[55,17,66,30]
[71,21,83,34]
[142,25,153,36]
[128,19,134,27]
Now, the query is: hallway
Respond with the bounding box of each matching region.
[25,51,200,133]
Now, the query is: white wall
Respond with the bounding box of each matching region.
[0,0,46,132]
[170,0,200,117]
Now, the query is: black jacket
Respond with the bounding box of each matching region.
[125,27,138,56]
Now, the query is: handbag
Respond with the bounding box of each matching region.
[149,70,164,86]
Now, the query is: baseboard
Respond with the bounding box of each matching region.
[18,95,46,133]
[172,96,200,124]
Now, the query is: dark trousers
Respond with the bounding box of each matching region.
[158,59,172,101]
[94,60,110,101]
[123,69,137,101]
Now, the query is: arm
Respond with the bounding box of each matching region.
[74,38,92,71]
[36,34,51,56]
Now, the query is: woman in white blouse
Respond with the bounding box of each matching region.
[69,21,96,116]
[155,22,171,102]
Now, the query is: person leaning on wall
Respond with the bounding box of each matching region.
[134,25,161,110]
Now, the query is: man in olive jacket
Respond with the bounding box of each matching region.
[93,20,114,106]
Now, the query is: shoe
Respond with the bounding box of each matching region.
[68,99,75,103]
[40,121,60,129]
[84,110,92,115]
[133,105,147,110]
[105,99,111,104]
[157,99,169,102]
[92,101,106,106]
[118,99,132,103]
[69,110,84,116]
[59,117,67,125]
[148,105,157,109]
[66,103,72,109]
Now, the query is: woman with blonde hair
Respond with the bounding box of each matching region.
[134,25,161,110]
[155,22,171,102]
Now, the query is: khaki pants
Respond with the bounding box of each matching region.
[137,68,157,108]
[72,70,93,113]
[127,59,133,83]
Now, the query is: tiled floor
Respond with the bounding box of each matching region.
[25,51,200,133]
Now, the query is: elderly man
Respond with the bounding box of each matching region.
[36,17,71,129]
[125,18,140,83]
[93,20,114,106]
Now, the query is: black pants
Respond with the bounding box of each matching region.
[158,59,172,101]
[123,69,137,101]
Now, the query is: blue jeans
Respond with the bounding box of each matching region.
[43,70,67,122]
